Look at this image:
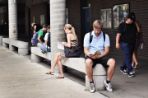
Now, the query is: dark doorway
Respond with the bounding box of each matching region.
[81,7,91,34]
[81,0,91,35]
[80,0,91,50]
[0,5,8,37]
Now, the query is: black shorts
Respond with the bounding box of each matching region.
[85,56,109,68]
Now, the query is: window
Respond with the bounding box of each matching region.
[32,16,36,23]
[113,4,129,28]
[40,15,45,25]
[101,9,112,28]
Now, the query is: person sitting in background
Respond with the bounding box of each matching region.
[37,24,47,46]
[40,25,51,53]
[31,23,41,46]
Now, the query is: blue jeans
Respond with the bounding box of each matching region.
[40,43,51,53]
[120,42,134,73]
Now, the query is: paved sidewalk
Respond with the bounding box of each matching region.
[0,47,107,98]
[100,58,148,98]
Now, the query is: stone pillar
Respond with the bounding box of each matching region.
[8,0,18,39]
[50,0,66,65]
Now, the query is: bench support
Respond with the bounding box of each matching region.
[9,45,15,51]
[2,38,29,56]
[85,64,106,90]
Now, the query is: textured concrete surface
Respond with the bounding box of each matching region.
[0,47,107,98]
[1,46,148,98]
[100,59,148,98]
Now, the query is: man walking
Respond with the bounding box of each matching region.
[116,13,137,77]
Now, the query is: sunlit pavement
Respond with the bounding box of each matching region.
[0,47,107,98]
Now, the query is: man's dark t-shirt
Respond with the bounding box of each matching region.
[118,22,137,44]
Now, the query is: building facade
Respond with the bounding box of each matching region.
[0,0,148,62]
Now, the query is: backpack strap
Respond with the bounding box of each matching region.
[89,31,106,43]
[103,32,106,42]
[89,31,93,44]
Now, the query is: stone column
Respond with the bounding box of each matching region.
[8,0,18,39]
[50,0,66,65]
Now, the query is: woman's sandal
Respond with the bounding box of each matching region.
[56,76,64,79]
[46,71,54,75]
[133,64,141,69]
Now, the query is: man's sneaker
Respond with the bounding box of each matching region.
[128,71,135,77]
[120,69,127,74]
[89,82,96,93]
[104,80,113,92]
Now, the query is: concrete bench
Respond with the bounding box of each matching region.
[31,47,51,62]
[62,58,106,90]
[31,47,106,90]
[2,38,29,56]
[2,38,10,48]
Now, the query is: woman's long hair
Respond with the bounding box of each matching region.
[64,24,78,40]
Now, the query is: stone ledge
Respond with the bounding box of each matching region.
[31,46,107,90]
[31,47,106,75]
[31,47,51,60]
[2,38,29,55]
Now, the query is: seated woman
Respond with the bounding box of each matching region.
[46,24,79,79]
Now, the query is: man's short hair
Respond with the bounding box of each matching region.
[93,20,103,29]
[42,24,47,28]
[127,12,136,21]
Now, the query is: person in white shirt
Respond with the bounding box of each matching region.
[40,25,50,53]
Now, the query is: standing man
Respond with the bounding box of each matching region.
[116,13,137,77]
[84,20,116,93]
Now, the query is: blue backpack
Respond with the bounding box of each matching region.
[31,32,38,46]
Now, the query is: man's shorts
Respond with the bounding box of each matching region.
[85,56,110,68]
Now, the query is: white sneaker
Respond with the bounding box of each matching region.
[89,82,96,93]
[128,71,135,78]
[104,80,113,92]
[120,69,127,74]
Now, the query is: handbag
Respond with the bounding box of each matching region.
[64,46,81,57]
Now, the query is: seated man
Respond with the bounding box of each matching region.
[37,24,47,46]
[83,20,116,93]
